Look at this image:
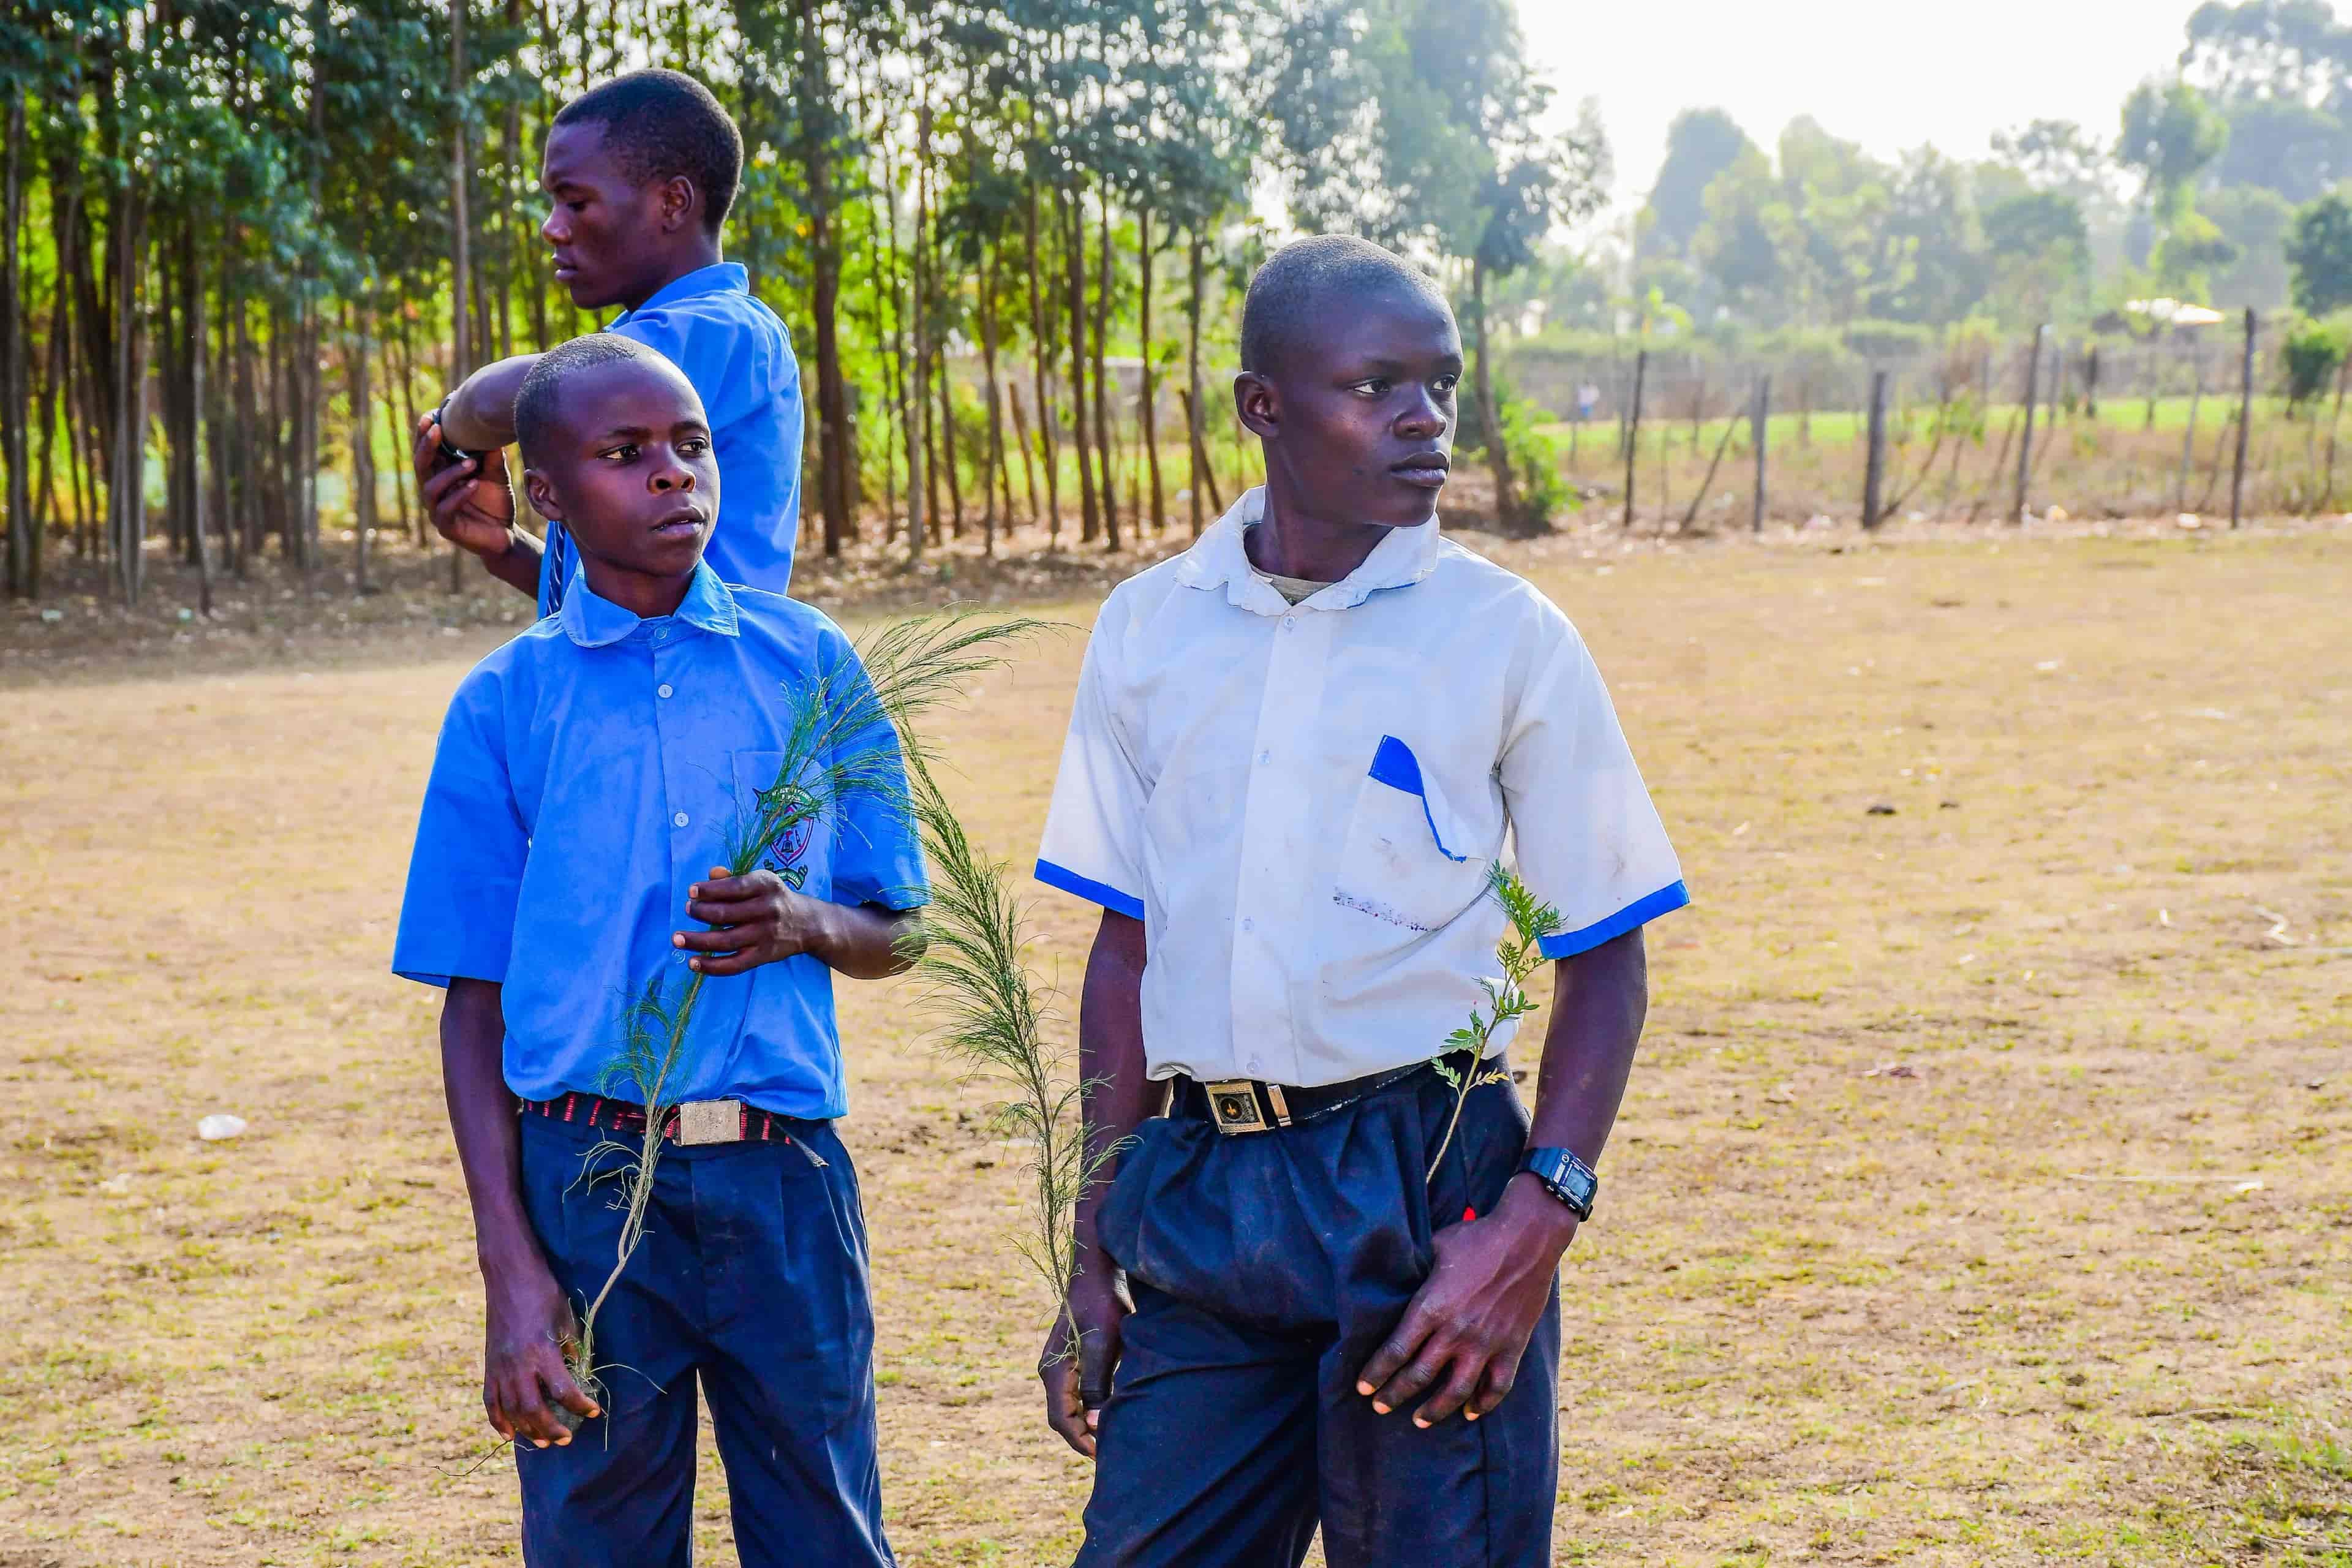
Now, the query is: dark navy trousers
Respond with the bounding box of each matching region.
[513,1109,894,1567]
[1079,1068,1562,1568]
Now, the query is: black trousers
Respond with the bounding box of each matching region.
[1077,1067,1562,1568]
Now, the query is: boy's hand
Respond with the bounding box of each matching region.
[481,1252,600,1447]
[676,867,824,976]
[414,412,518,561]
[1354,1174,1577,1428]
[1042,1257,1129,1459]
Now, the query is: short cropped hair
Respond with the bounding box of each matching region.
[515,334,660,469]
[1240,235,1453,376]
[553,69,743,236]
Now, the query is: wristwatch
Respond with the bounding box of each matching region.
[1517,1145,1599,1221]
[433,398,480,466]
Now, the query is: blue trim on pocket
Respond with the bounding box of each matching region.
[1033,859,1147,922]
[1536,880,1691,959]
[1366,735,1469,863]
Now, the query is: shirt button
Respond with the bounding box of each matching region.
[657,683,674,699]
[1241,917,1255,933]
[672,812,689,828]
[1258,750,1271,766]
[1283,617,1297,631]
[1245,1058,1263,1076]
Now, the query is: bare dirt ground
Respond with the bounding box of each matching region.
[1,517,2346,1566]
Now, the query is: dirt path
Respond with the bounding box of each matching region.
[1,523,2346,1564]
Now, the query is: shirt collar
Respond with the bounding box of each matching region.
[1174,487,1443,616]
[558,561,742,648]
[608,262,749,328]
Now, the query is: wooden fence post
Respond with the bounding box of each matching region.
[2015,323,2044,523]
[2176,334,2205,512]
[1861,369,1888,529]
[2085,344,2100,421]
[2231,307,2256,529]
[1751,374,1770,533]
[1621,347,1646,530]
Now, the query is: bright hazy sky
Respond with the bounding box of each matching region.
[1517,0,2242,219]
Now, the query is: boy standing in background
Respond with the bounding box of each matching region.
[415,68,804,611]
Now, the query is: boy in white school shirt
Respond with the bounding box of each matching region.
[1030,235,1689,1567]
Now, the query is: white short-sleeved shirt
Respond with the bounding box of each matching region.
[1035,488,1689,1089]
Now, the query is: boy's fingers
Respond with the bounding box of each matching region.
[673,926,747,951]
[689,872,769,902]
[545,1365,601,1423]
[1355,1306,1433,1402]
[1466,1357,1517,1420]
[1368,1336,1452,1417]
[1410,1355,1485,1428]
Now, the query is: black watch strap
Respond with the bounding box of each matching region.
[1518,1145,1598,1221]
[434,398,480,465]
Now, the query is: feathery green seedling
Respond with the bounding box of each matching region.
[1425,865,1564,1184]
[897,756,1121,1366]
[560,611,1046,1422]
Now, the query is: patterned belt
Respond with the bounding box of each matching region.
[517,1091,805,1148]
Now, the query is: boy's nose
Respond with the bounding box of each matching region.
[541,208,567,244]
[651,462,695,492]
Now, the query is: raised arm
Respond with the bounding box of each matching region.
[438,354,541,451]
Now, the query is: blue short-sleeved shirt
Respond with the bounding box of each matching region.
[395,565,925,1120]
[538,263,804,614]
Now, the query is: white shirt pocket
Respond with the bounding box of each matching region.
[1330,736,1493,935]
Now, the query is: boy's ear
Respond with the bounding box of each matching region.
[656,174,697,236]
[1234,371,1280,441]
[522,466,564,524]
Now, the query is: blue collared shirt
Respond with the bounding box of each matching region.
[538,263,804,614]
[395,565,925,1120]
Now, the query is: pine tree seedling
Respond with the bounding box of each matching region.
[1426,865,1564,1184]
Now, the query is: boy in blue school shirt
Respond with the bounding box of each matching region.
[394,334,917,1568]
[414,68,804,611]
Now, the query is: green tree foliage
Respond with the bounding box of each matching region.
[2288,188,2352,314]
[1642,108,1758,260]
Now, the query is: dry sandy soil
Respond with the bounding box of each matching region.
[1,518,2346,1566]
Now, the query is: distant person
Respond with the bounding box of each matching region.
[1577,380,1600,423]
[393,334,919,1567]
[1030,235,1688,1565]
[414,68,804,612]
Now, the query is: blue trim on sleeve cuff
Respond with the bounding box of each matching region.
[1033,859,1146,922]
[1537,879,1691,959]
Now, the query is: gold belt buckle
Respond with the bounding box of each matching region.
[1202,1080,1292,1136]
[674,1099,743,1146]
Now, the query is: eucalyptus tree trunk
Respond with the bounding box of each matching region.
[110,186,146,605]
[978,239,1006,552]
[798,0,851,554]
[1060,184,1098,543]
[1137,206,1164,534]
[348,298,376,596]
[1472,254,1518,528]
[1184,228,1219,529]
[186,229,214,617]
[1091,195,1118,548]
[2,86,28,598]
[907,111,932,558]
[447,0,471,590]
[1023,181,1059,538]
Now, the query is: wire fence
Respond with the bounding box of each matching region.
[1502,315,2348,530]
